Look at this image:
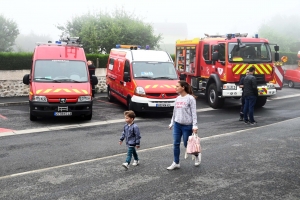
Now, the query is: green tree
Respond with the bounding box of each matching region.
[258,15,300,52]
[57,8,162,53]
[0,15,19,52]
[14,32,52,52]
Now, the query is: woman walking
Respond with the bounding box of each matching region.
[167,80,200,170]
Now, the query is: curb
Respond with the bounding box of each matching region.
[0,95,106,107]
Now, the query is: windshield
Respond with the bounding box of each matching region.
[33,60,88,82]
[228,43,271,63]
[132,62,177,80]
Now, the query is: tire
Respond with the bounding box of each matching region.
[255,96,267,108]
[127,96,133,111]
[29,109,37,121]
[84,108,93,120]
[288,81,294,88]
[207,83,225,109]
[107,86,114,102]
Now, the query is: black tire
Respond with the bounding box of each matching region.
[107,86,114,102]
[288,81,294,88]
[29,109,37,121]
[255,96,267,108]
[207,83,225,109]
[127,96,133,111]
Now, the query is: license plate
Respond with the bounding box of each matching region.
[156,103,171,107]
[54,112,72,116]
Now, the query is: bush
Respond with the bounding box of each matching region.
[0,52,33,70]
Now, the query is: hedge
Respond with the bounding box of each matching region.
[0,51,297,70]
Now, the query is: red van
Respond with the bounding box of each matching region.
[283,68,300,88]
[23,37,98,121]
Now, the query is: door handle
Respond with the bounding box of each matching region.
[120,81,124,85]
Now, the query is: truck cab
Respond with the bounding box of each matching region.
[23,37,98,121]
[175,34,279,109]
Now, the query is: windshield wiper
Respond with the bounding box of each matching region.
[153,76,175,80]
[34,77,61,82]
[52,78,83,83]
[135,76,155,79]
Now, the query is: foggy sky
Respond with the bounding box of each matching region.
[1,0,299,41]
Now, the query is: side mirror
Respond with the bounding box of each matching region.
[275,52,279,62]
[179,73,186,81]
[124,72,131,82]
[23,74,30,85]
[212,52,219,61]
[274,45,279,52]
[213,45,219,51]
[91,75,98,85]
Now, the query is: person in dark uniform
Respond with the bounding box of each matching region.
[87,60,96,97]
[239,69,249,121]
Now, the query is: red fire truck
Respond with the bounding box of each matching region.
[175,33,280,109]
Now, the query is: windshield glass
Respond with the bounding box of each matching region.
[33,60,88,82]
[132,62,177,80]
[228,43,271,63]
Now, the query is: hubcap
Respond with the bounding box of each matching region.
[209,90,216,103]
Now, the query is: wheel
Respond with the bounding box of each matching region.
[85,113,92,120]
[127,97,133,111]
[107,86,114,102]
[255,96,267,108]
[84,108,93,120]
[207,83,224,109]
[288,81,294,88]
[29,108,37,121]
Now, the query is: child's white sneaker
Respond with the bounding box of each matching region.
[195,153,202,166]
[122,162,129,169]
[132,160,139,166]
[167,162,180,170]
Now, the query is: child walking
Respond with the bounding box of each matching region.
[119,110,141,169]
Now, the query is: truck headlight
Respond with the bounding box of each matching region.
[78,96,92,102]
[267,84,275,89]
[134,86,146,97]
[32,96,47,102]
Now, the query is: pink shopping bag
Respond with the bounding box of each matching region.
[186,133,201,155]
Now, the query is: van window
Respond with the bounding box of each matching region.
[33,60,88,82]
[132,62,177,80]
[108,58,114,70]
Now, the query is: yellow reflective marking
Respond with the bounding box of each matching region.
[72,89,81,93]
[43,89,52,94]
[152,85,158,88]
[254,64,264,74]
[82,90,88,94]
[36,89,42,94]
[63,89,71,93]
[145,85,151,89]
[236,64,247,74]
[164,85,171,88]
[259,64,270,74]
[171,85,176,88]
[29,91,33,95]
[160,85,164,88]
[53,89,61,92]
[233,64,240,72]
[266,64,272,71]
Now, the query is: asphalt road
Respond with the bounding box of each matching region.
[0,86,299,199]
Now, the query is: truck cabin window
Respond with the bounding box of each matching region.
[132,62,178,80]
[33,60,88,82]
[228,43,271,63]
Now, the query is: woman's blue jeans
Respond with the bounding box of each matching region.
[125,147,138,164]
[173,122,193,164]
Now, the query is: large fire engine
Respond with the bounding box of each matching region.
[175,33,280,109]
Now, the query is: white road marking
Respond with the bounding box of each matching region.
[0,108,214,137]
[267,94,300,100]
[0,116,299,180]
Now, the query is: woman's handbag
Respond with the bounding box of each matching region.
[186,133,201,155]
